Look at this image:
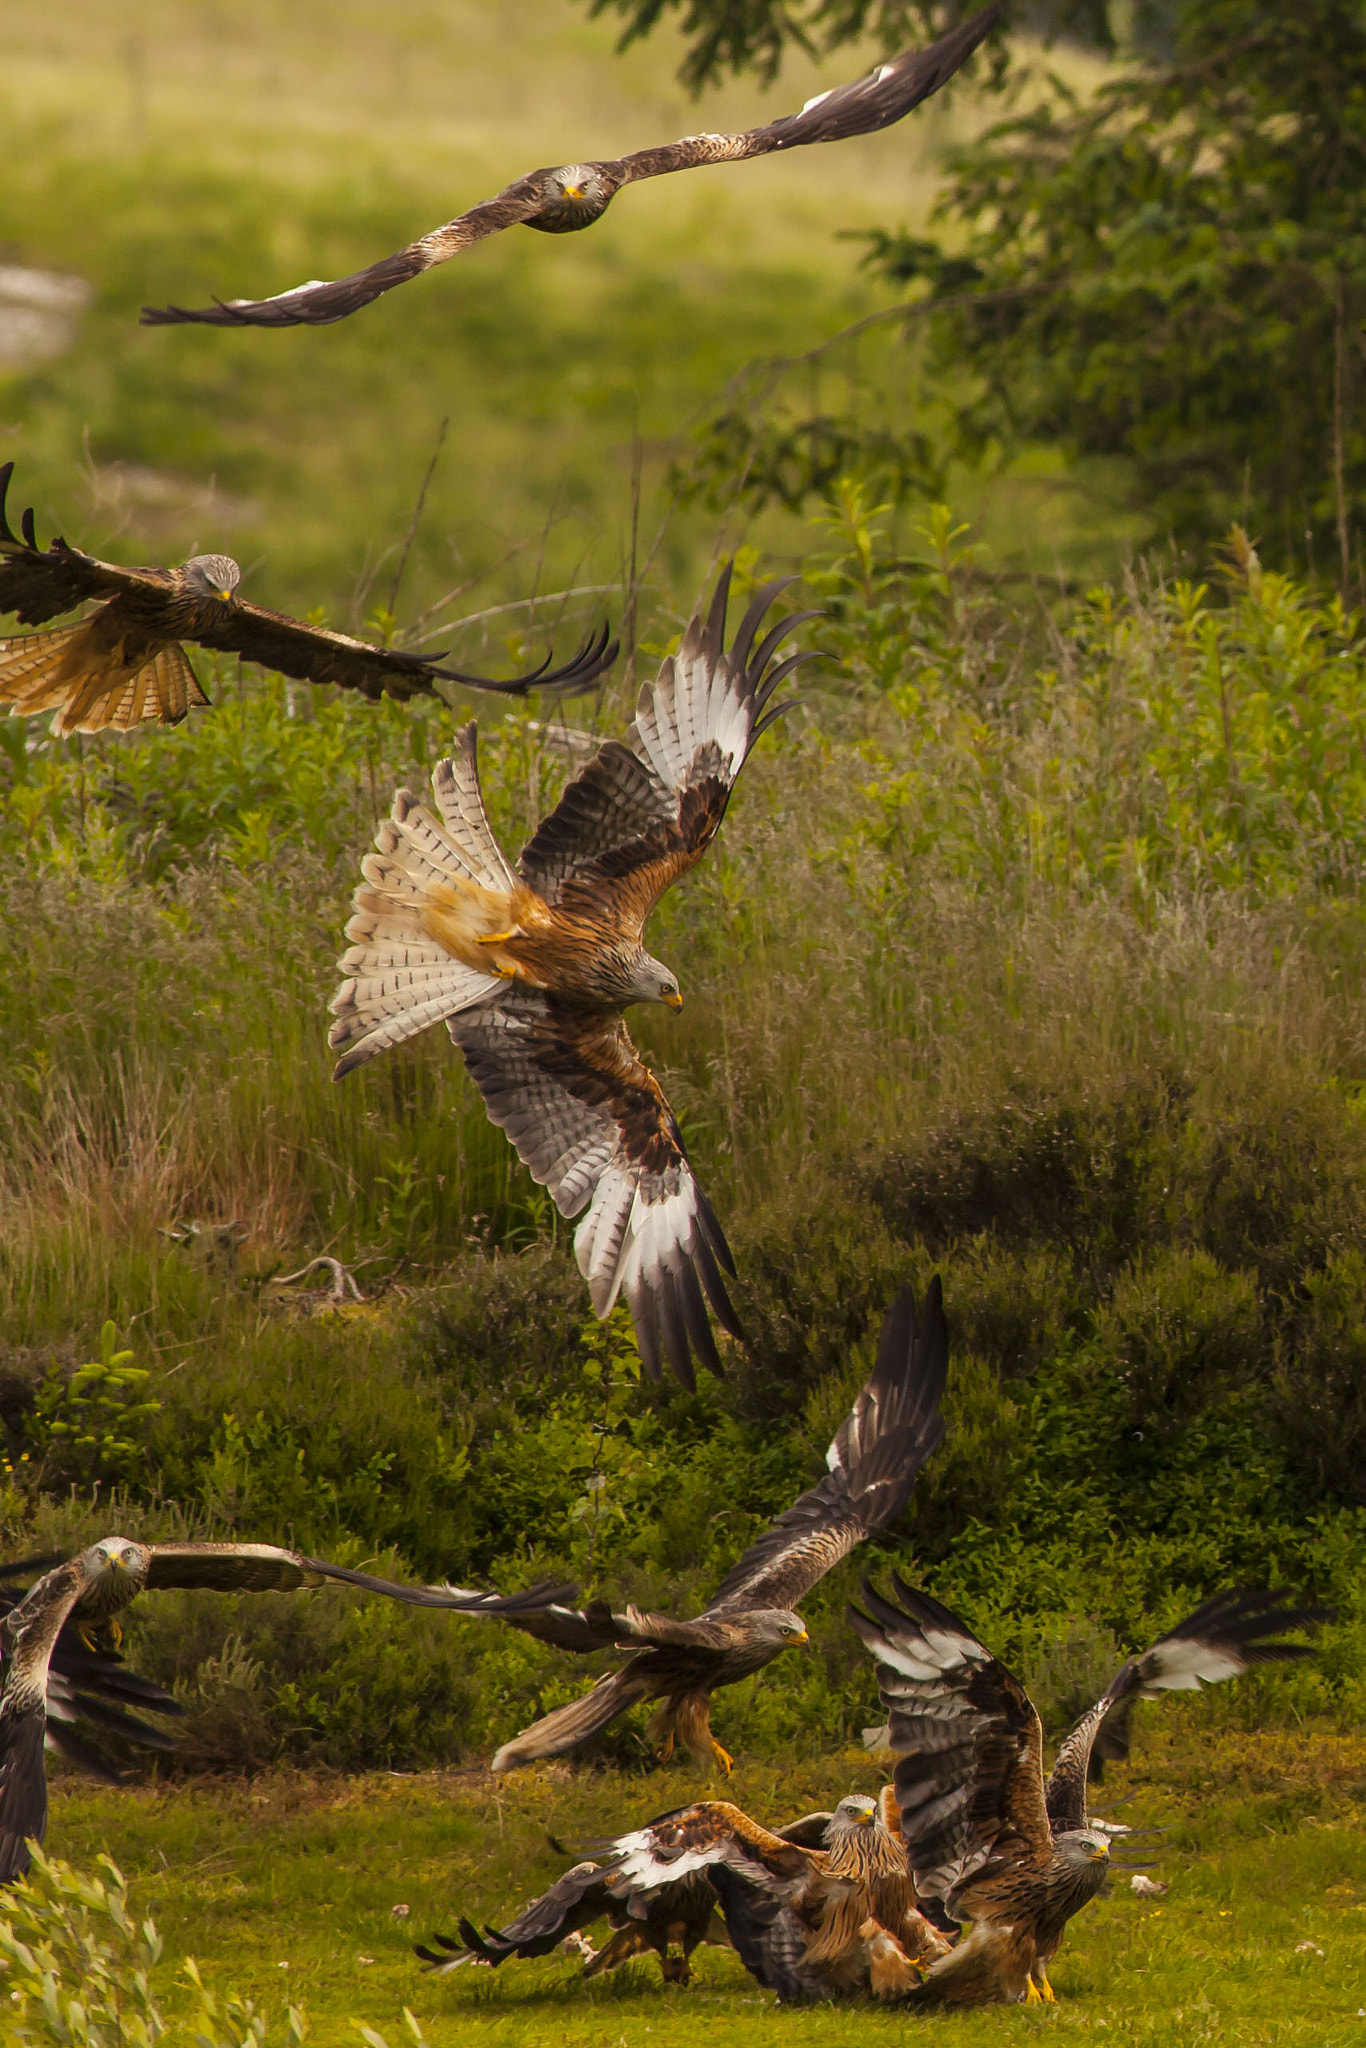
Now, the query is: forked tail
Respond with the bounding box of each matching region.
[490,1668,650,1773]
[329,725,516,1077]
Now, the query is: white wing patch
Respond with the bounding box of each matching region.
[1138,1641,1246,1694]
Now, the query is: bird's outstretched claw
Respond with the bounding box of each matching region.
[656,1732,675,1764]
[710,1737,734,1775]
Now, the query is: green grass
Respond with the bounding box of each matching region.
[35,1730,1366,2045]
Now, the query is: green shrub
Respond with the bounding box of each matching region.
[0,1847,303,2047]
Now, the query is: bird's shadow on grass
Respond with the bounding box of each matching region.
[446,1956,754,2009]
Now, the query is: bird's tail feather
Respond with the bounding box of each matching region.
[0,628,207,735]
[0,623,100,725]
[491,1670,650,1773]
[329,743,516,1076]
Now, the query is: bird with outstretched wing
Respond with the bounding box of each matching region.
[419,1792,946,2002]
[142,8,1001,330]
[0,1538,576,1883]
[330,562,818,1386]
[0,1538,575,1651]
[0,462,615,736]
[0,1565,183,1796]
[852,1576,1121,2007]
[487,1278,947,1774]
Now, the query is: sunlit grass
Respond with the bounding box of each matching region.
[36,1733,1366,2046]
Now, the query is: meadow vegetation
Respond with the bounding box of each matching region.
[24,1730,1366,2046]
[1,2,1365,2038]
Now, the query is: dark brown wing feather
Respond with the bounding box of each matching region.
[188,594,616,700]
[0,1561,89,1884]
[706,1278,947,1614]
[704,1863,833,2004]
[138,9,998,331]
[450,986,739,1388]
[519,567,818,931]
[140,174,554,329]
[611,1799,819,1894]
[419,1860,617,1970]
[851,1575,1053,1914]
[608,6,1002,184]
[0,462,176,625]
[1046,1586,1332,1829]
[300,1563,580,1615]
[484,1597,622,1652]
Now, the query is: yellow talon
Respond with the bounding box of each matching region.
[476,930,517,945]
[1038,1972,1056,2004]
[1024,1979,1043,2004]
[656,1733,675,1764]
[710,1738,734,1776]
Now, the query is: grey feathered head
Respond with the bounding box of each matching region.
[753,1608,810,1647]
[183,554,241,601]
[826,1794,878,1840]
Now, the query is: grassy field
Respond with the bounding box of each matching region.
[37,1727,1366,2045]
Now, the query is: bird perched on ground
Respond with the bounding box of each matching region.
[487,1278,948,1775]
[142,7,1001,331]
[0,461,615,736]
[329,563,818,1384]
[420,1793,948,2002]
[0,1539,575,1883]
[417,1852,726,1987]
[851,1576,1118,2008]
[853,1578,1324,2004]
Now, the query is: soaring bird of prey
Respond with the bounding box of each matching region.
[329,563,817,1385]
[0,462,615,737]
[488,1278,948,1774]
[141,7,1001,331]
[422,1793,948,2003]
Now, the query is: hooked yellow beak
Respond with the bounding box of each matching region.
[1089,1843,1110,1862]
[858,1808,874,1825]
[663,990,683,1011]
[795,1626,810,1645]
[562,183,585,200]
[215,587,233,602]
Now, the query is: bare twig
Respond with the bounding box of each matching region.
[270,1256,365,1304]
[387,415,450,619]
